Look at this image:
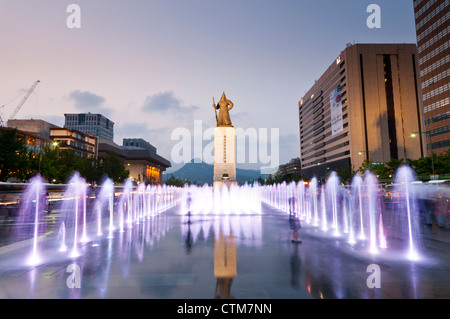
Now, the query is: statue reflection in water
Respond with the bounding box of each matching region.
[214,230,237,299]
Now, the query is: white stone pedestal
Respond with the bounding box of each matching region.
[213,126,237,188]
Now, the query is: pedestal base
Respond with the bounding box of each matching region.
[213,126,237,185]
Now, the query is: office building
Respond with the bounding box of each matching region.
[50,128,98,158]
[7,118,97,158]
[7,119,60,139]
[413,0,450,155]
[0,127,54,154]
[277,158,302,177]
[6,119,59,154]
[98,138,171,184]
[298,43,425,179]
[64,113,114,141]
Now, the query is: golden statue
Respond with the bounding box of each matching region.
[213,92,234,127]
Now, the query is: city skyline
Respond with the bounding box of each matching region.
[0,0,418,172]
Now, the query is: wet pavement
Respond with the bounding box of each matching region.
[0,202,450,299]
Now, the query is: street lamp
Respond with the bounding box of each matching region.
[358,150,370,161]
[52,141,60,157]
[411,131,435,177]
[38,151,42,174]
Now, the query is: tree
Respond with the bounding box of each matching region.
[56,149,82,183]
[77,156,102,184]
[358,159,390,179]
[164,175,185,187]
[265,175,275,185]
[34,146,100,184]
[335,166,356,184]
[145,173,161,186]
[410,150,450,177]
[100,151,129,184]
[38,146,60,182]
[385,158,406,177]
[0,132,134,184]
[0,129,30,181]
[257,176,265,185]
[434,150,450,175]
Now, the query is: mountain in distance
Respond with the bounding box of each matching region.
[163,159,264,185]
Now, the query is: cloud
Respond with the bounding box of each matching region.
[38,115,65,128]
[69,90,104,108]
[141,91,199,119]
[115,92,204,167]
[115,122,170,140]
[69,90,112,116]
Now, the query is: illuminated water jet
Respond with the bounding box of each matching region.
[20,175,45,266]
[59,222,67,252]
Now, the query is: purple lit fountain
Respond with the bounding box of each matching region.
[351,174,366,241]
[325,172,341,237]
[261,164,425,262]
[57,172,87,258]
[96,177,115,238]
[391,165,422,261]
[118,178,133,231]
[364,171,383,254]
[5,170,185,272]
[14,174,46,266]
[308,178,319,225]
[5,161,428,275]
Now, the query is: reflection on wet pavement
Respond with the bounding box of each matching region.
[0,202,450,299]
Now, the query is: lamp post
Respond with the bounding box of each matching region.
[411,132,435,177]
[38,151,42,174]
[52,141,59,157]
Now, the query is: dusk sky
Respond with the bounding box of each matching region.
[0,0,417,172]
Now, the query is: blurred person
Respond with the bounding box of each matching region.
[435,195,448,228]
[289,197,302,244]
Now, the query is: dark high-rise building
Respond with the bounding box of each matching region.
[413,0,450,155]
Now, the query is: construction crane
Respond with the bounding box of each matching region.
[0,106,5,127]
[8,80,40,121]
[0,80,40,127]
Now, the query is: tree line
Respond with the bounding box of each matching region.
[248,151,450,186]
[0,129,129,184]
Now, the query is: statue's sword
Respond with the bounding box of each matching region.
[212,96,218,125]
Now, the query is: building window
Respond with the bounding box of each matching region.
[145,165,160,182]
[384,54,399,160]
[425,111,450,125]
